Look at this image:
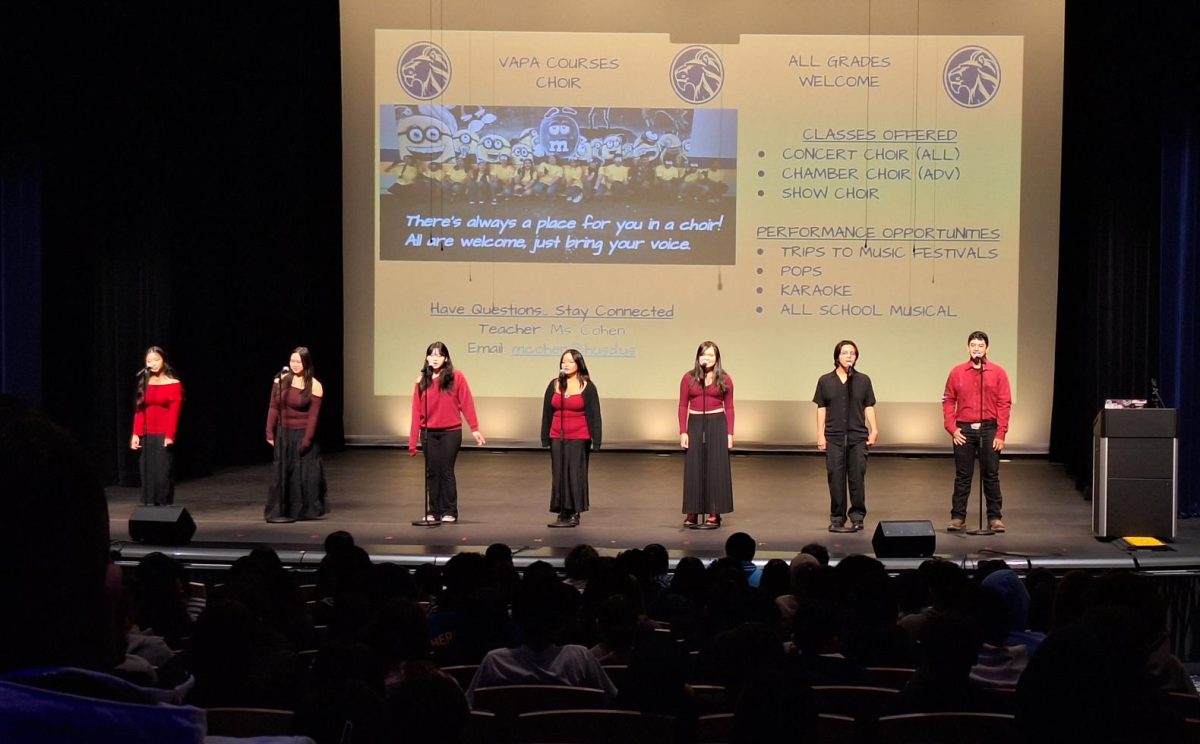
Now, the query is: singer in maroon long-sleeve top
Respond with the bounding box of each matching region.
[409,342,486,524]
[130,346,183,506]
[678,341,735,528]
[942,330,1012,533]
[265,346,327,523]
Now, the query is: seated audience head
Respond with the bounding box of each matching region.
[513,572,578,649]
[800,542,830,566]
[725,532,757,562]
[0,396,117,672]
[324,529,356,555]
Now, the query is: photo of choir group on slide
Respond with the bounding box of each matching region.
[131,331,1011,535]
[387,151,729,206]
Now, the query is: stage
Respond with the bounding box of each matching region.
[105,449,1200,572]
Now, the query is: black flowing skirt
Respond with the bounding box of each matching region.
[549,438,591,514]
[140,433,175,506]
[266,428,327,522]
[682,413,733,514]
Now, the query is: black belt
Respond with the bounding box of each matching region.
[957,419,996,430]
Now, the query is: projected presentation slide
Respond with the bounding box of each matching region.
[372,30,1023,408]
[379,105,737,265]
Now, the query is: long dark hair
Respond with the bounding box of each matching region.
[689,340,728,393]
[419,341,456,393]
[134,346,178,408]
[557,348,591,393]
[280,346,315,403]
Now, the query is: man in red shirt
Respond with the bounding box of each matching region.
[942,331,1012,533]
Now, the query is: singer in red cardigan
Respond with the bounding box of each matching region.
[540,349,602,528]
[130,346,183,506]
[409,342,486,523]
[678,341,735,528]
[265,346,327,522]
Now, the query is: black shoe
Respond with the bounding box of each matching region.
[851,521,864,532]
[829,522,854,533]
[547,513,574,528]
[568,513,580,526]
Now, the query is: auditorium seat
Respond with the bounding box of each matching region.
[811,685,898,722]
[441,663,480,690]
[601,664,629,691]
[695,712,733,743]
[471,685,606,718]
[204,707,294,738]
[512,709,674,744]
[874,711,1017,744]
[862,666,917,690]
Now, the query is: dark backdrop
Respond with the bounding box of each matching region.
[1051,1,1200,515]
[2,2,1198,514]
[2,2,344,483]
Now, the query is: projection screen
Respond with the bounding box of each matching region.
[341,0,1064,452]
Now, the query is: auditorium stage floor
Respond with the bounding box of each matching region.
[106,449,1200,571]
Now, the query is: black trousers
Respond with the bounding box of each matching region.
[424,428,462,518]
[825,435,868,524]
[951,421,1003,520]
[140,434,175,506]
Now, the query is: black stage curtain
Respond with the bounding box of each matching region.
[26,3,344,484]
[1052,1,1200,515]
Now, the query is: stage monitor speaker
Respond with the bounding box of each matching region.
[872,520,936,558]
[128,506,196,545]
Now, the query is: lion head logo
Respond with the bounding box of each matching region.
[670,45,724,105]
[943,46,1001,108]
[397,42,452,101]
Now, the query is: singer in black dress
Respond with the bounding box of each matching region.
[813,340,878,532]
[265,346,327,522]
[678,341,735,528]
[540,349,602,527]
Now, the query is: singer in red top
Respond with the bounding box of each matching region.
[942,330,1012,533]
[130,346,183,506]
[678,341,735,528]
[265,346,327,522]
[541,349,602,528]
[409,342,486,524]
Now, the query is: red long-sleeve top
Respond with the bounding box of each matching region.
[942,360,1012,438]
[266,384,323,449]
[132,381,183,439]
[548,392,592,440]
[678,372,735,434]
[409,369,480,453]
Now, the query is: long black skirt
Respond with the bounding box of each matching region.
[266,428,327,522]
[549,438,591,514]
[682,413,733,514]
[140,434,175,506]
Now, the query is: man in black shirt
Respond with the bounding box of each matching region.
[813,340,879,532]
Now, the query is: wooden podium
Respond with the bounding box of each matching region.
[1092,408,1177,539]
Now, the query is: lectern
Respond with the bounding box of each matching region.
[1092,408,1177,539]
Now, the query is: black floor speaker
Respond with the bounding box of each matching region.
[128,505,196,545]
[871,520,936,558]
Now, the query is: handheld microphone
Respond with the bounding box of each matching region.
[846,362,854,375]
